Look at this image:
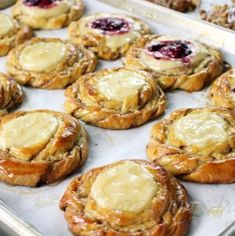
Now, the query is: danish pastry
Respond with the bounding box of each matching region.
[0,110,88,187]
[209,69,235,109]
[146,0,199,12]
[124,35,224,91]
[0,13,33,57]
[12,0,84,29]
[7,37,97,89]
[0,73,23,114]
[68,13,150,60]
[0,0,16,9]
[200,4,235,31]
[65,67,167,129]
[147,107,235,183]
[60,159,192,236]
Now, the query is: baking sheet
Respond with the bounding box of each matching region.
[0,0,235,235]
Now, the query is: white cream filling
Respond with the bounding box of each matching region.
[21,0,71,18]
[19,41,66,72]
[97,70,146,101]
[0,14,14,38]
[0,113,58,160]
[79,14,142,50]
[173,111,229,149]
[140,36,209,72]
[91,161,157,213]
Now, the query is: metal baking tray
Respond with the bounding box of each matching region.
[0,0,235,235]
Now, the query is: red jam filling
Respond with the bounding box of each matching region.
[147,40,193,63]
[23,0,60,9]
[90,17,131,35]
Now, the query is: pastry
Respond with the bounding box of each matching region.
[146,0,199,12]
[0,110,88,187]
[0,0,16,9]
[0,13,33,57]
[7,37,97,89]
[60,159,192,236]
[65,67,167,129]
[12,0,84,29]
[200,3,235,31]
[0,72,24,114]
[147,107,235,183]
[124,35,224,91]
[68,13,150,60]
[209,69,235,109]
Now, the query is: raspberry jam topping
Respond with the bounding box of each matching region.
[148,40,193,63]
[90,17,130,35]
[23,0,60,8]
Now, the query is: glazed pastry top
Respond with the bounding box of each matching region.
[77,13,144,50]
[140,35,209,72]
[90,161,158,213]
[19,41,66,72]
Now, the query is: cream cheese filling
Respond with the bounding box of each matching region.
[91,161,157,213]
[140,36,209,72]
[0,14,14,38]
[79,14,142,50]
[19,41,66,72]
[0,113,58,160]
[172,111,229,149]
[97,71,146,101]
[21,0,70,18]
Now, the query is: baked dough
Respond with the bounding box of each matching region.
[124,35,224,91]
[7,37,97,89]
[68,13,150,60]
[0,0,16,9]
[60,159,192,236]
[65,67,167,129]
[0,13,33,57]
[12,0,84,29]
[200,4,235,31]
[0,73,23,114]
[146,0,199,12]
[209,69,235,109]
[0,110,88,187]
[147,107,235,183]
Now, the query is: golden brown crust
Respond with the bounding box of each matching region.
[68,13,150,60]
[6,37,97,89]
[124,35,224,91]
[65,67,167,129]
[0,14,33,57]
[0,72,24,113]
[209,69,235,109]
[0,110,88,187]
[146,0,199,12]
[12,0,84,29]
[146,107,235,184]
[60,159,192,236]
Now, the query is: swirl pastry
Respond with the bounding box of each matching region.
[0,110,88,187]
[0,0,16,9]
[147,107,235,183]
[0,13,33,57]
[68,13,150,60]
[60,159,192,236]
[0,73,23,115]
[7,37,97,89]
[12,0,84,29]
[65,67,167,129]
[209,69,235,109]
[146,0,199,12]
[124,35,224,91]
